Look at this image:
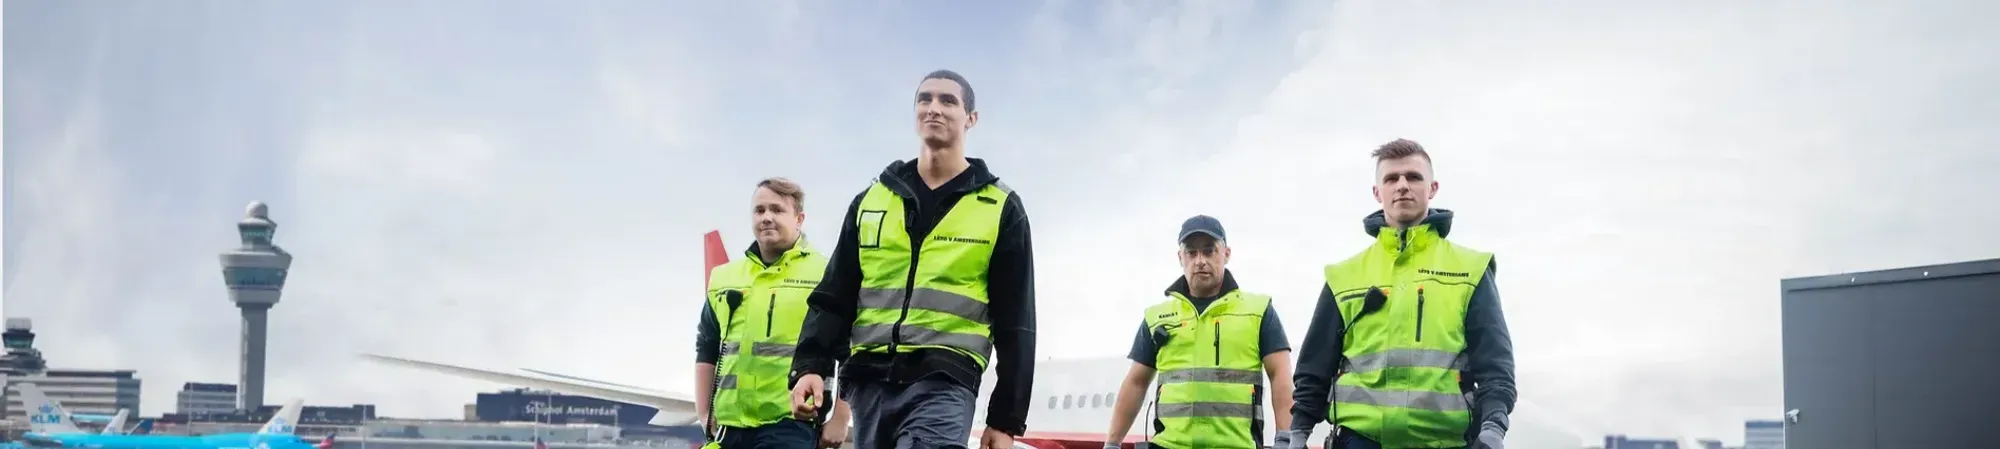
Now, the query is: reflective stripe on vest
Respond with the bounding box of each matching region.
[1143,290,1270,449]
[850,180,1009,368]
[1324,223,1492,449]
[706,240,828,428]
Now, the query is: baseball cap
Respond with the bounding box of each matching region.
[1178,215,1227,244]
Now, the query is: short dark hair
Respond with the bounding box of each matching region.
[756,177,805,212]
[920,70,975,113]
[1371,138,1432,166]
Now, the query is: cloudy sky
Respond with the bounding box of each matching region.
[6,0,1999,445]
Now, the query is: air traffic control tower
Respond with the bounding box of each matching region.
[218,201,292,411]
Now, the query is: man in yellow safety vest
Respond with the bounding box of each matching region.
[1285,139,1517,449]
[1101,215,1296,449]
[696,177,852,449]
[787,70,1039,449]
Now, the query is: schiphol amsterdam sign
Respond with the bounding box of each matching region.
[524,401,623,417]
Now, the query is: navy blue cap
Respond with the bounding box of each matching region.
[1178,215,1227,243]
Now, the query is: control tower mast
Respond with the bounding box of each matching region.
[218,201,292,411]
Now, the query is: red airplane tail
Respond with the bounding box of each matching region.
[703,230,729,289]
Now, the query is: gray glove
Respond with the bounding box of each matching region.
[1274,430,1308,449]
[1474,422,1506,449]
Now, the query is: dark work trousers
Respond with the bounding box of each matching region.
[717,418,817,449]
[1329,427,1468,449]
[843,377,978,449]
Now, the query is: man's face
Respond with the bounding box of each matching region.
[914,78,977,148]
[750,187,804,250]
[1177,234,1230,292]
[1372,156,1438,227]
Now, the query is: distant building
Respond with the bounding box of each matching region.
[1605,434,1680,449]
[473,389,657,427]
[1697,439,1723,449]
[5,369,143,419]
[177,382,239,414]
[1744,420,1785,449]
[1,319,48,377]
[158,402,375,436]
[472,388,695,441]
[0,318,143,420]
[0,317,49,419]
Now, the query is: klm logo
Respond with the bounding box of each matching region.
[268,417,293,434]
[29,404,60,424]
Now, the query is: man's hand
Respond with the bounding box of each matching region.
[818,423,847,449]
[1274,430,1307,449]
[1473,422,1506,449]
[791,374,826,421]
[978,427,1013,449]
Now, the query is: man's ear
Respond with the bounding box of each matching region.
[1429,181,1440,199]
[795,211,807,227]
[965,110,979,130]
[1372,185,1382,203]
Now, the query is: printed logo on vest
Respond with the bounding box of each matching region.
[932,236,992,245]
[1418,268,1469,278]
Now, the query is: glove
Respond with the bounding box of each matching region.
[1473,422,1506,449]
[1274,430,1308,449]
[1103,445,1120,449]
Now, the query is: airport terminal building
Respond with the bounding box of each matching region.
[154,387,698,449]
[1,318,144,420]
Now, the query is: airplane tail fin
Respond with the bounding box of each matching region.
[313,433,336,449]
[101,409,129,435]
[132,418,155,435]
[14,383,84,434]
[704,230,729,289]
[257,399,304,435]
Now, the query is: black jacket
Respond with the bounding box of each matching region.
[1290,209,1518,438]
[790,157,1038,436]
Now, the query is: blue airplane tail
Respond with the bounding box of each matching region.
[257,399,305,436]
[13,383,84,434]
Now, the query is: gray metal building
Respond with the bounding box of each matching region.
[1780,258,2000,449]
[177,382,240,414]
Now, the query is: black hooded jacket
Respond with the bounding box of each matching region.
[1289,209,1518,438]
[790,157,1038,436]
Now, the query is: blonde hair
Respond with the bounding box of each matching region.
[756,177,806,211]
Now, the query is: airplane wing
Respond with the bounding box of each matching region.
[516,368,673,395]
[357,352,698,426]
[358,230,726,427]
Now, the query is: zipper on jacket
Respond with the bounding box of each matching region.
[1415,288,1426,342]
[886,180,924,359]
[766,291,777,338]
[1212,321,1222,365]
